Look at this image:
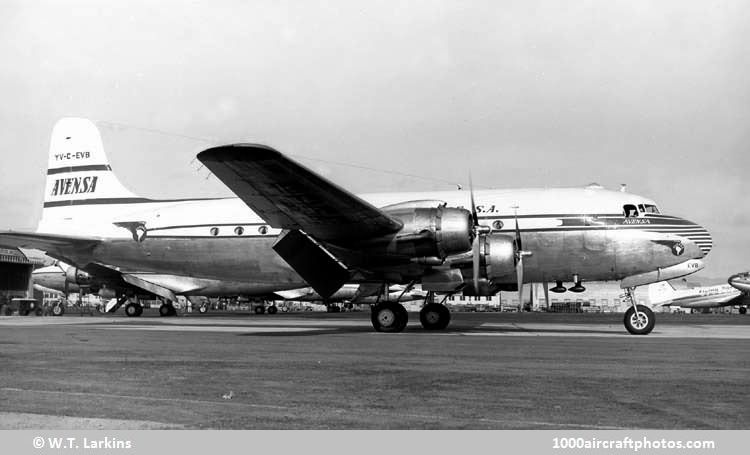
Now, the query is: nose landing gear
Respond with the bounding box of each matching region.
[621,287,655,335]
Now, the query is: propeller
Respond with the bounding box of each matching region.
[468,175,490,293]
[512,205,532,309]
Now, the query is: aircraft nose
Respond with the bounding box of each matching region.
[729,273,750,293]
[681,221,712,258]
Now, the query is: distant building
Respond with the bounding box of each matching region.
[0,247,34,306]
[443,282,661,313]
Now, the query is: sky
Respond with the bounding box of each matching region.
[0,0,747,280]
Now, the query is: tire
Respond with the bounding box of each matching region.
[623,305,655,335]
[125,303,140,317]
[740,307,747,315]
[371,302,408,333]
[267,305,278,315]
[419,303,451,330]
[35,307,44,316]
[52,304,65,317]
[254,306,266,315]
[159,304,174,317]
[198,304,208,314]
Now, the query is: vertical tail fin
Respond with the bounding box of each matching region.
[647,280,678,305]
[39,118,142,235]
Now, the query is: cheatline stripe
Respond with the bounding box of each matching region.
[47,164,112,175]
[147,223,270,231]
[43,196,231,208]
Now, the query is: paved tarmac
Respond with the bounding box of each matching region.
[1,311,748,429]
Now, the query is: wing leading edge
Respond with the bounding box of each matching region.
[197,144,403,243]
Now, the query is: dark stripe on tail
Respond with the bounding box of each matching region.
[47,164,112,175]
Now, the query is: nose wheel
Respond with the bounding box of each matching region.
[620,287,655,335]
[623,305,654,334]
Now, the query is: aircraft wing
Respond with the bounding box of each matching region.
[197,144,403,243]
[0,230,100,252]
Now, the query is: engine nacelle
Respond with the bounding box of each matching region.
[385,205,473,259]
[478,234,516,280]
[461,235,517,296]
[65,267,93,286]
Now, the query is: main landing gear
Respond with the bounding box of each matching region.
[371,301,408,332]
[621,287,655,335]
[370,289,453,333]
[419,292,451,330]
[124,302,144,317]
[159,301,177,317]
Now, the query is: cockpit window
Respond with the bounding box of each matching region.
[642,204,660,214]
[623,204,638,217]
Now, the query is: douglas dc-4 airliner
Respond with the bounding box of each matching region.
[0,118,712,334]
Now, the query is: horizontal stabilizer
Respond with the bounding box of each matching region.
[273,288,315,300]
[0,231,100,256]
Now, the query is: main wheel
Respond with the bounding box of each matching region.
[159,303,175,317]
[52,304,65,316]
[740,307,747,315]
[255,305,266,315]
[125,303,141,317]
[371,302,408,333]
[267,305,278,315]
[419,303,451,330]
[623,305,655,335]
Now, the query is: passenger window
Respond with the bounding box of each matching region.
[623,204,638,217]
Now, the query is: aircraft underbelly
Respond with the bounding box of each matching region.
[91,237,305,286]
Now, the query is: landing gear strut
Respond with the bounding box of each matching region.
[621,287,655,335]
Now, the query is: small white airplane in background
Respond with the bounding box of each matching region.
[0,118,712,335]
[648,279,749,313]
[729,272,750,293]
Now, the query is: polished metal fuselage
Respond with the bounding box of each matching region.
[42,188,711,293]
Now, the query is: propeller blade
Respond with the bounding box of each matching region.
[542,280,550,310]
[516,255,524,310]
[469,174,478,228]
[514,209,523,252]
[472,234,480,293]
